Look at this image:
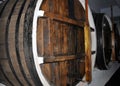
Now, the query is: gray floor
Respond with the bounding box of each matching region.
[0,83,5,86]
[77,61,120,86]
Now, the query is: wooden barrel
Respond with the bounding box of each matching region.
[93,13,112,70]
[0,0,92,86]
[114,24,120,61]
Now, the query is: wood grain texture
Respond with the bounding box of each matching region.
[0,0,86,86]
[39,0,85,85]
[0,0,37,86]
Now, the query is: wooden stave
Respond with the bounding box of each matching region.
[0,0,8,17]
[0,0,93,86]
[0,0,39,86]
[0,0,22,85]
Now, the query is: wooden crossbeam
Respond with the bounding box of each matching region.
[44,54,85,63]
[41,12,84,27]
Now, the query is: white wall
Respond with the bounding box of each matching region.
[101,5,120,17]
[88,0,116,13]
[88,0,101,12]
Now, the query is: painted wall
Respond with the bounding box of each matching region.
[101,5,120,17]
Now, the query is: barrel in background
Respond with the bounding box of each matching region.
[93,13,112,70]
[114,24,120,61]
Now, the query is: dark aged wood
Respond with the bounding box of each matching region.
[39,0,85,85]
[0,0,37,86]
[93,13,112,70]
[114,24,120,61]
[44,54,85,63]
[0,0,8,17]
[0,0,86,86]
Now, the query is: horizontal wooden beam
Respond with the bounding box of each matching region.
[44,54,85,63]
[41,12,84,27]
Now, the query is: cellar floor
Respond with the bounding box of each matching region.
[77,61,120,86]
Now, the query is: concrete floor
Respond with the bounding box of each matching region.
[0,83,5,86]
[77,61,120,86]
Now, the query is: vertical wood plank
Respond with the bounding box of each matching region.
[49,19,54,56]
[37,18,44,56]
[43,19,50,56]
[59,62,67,86]
[74,0,85,20]
[40,0,49,12]
[53,21,59,55]
[84,0,92,82]
[54,63,60,86]
[84,22,92,82]
[63,24,68,54]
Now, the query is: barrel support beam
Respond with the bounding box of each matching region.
[84,0,92,83]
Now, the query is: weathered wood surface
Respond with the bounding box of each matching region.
[0,0,86,86]
[0,0,36,86]
[39,0,85,85]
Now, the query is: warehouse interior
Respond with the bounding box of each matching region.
[86,0,120,86]
[0,0,120,86]
[89,0,120,24]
